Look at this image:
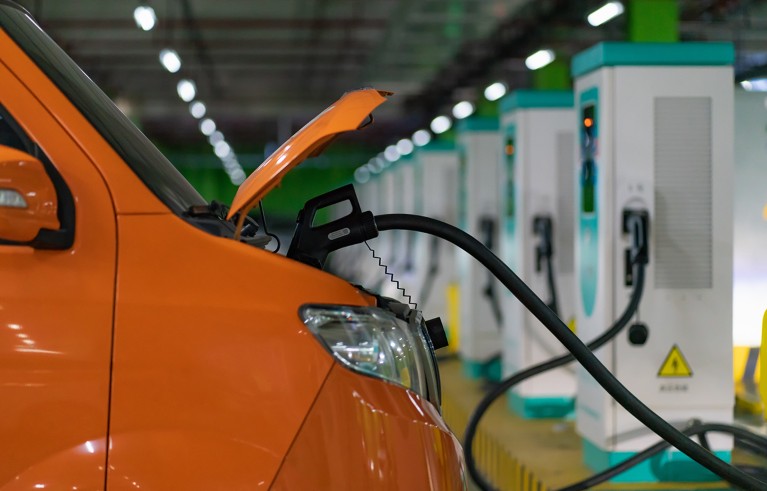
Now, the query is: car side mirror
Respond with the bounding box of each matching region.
[0,145,62,246]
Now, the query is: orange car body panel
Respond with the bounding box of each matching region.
[0,51,115,490]
[0,7,464,490]
[108,212,353,489]
[272,364,466,490]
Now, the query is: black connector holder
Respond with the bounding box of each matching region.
[533,215,553,273]
[622,209,650,286]
[287,184,378,269]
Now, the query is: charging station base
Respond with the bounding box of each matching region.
[507,393,574,420]
[582,439,731,483]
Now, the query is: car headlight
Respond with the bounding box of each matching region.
[300,305,441,408]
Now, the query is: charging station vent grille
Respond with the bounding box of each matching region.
[653,97,713,289]
[556,131,575,274]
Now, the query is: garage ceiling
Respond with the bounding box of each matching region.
[11,0,767,154]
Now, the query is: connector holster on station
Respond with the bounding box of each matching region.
[622,209,650,286]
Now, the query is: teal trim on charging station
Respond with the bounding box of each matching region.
[571,42,735,78]
[578,87,599,317]
[418,141,456,152]
[499,90,574,114]
[583,439,731,483]
[456,116,499,132]
[462,357,502,381]
[462,360,485,380]
[486,357,502,381]
[508,393,575,420]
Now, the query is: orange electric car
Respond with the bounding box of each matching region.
[0,1,465,489]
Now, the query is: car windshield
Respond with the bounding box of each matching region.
[0,1,206,214]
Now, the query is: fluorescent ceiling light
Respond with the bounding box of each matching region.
[159,49,181,73]
[525,49,555,70]
[228,169,246,185]
[452,101,475,120]
[396,138,414,156]
[176,79,196,102]
[368,157,385,173]
[354,167,371,184]
[412,129,432,147]
[189,101,206,119]
[133,5,157,31]
[430,115,452,134]
[587,2,625,27]
[199,118,216,136]
[740,79,767,92]
[384,145,400,162]
[378,152,391,168]
[484,82,507,101]
[214,141,232,158]
[208,130,224,145]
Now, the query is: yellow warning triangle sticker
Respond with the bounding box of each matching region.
[658,344,693,378]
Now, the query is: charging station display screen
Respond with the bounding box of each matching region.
[581,104,596,214]
[505,137,516,218]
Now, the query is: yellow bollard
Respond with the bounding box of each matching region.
[446,282,460,354]
[761,310,767,421]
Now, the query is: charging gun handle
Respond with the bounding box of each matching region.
[287,184,378,269]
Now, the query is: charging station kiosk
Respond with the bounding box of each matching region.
[456,117,503,379]
[499,90,577,418]
[572,42,735,482]
[413,142,461,352]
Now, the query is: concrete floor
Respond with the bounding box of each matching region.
[439,357,767,491]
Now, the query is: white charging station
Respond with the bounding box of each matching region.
[361,164,398,294]
[499,90,577,418]
[456,117,503,380]
[413,142,461,353]
[376,155,419,303]
[572,42,734,482]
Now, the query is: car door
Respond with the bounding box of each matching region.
[0,48,116,489]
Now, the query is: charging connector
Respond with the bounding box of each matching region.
[287,184,378,269]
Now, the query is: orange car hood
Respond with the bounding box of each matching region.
[226,88,390,221]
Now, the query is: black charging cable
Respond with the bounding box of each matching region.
[558,421,767,491]
[462,211,648,490]
[480,216,503,328]
[373,213,765,491]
